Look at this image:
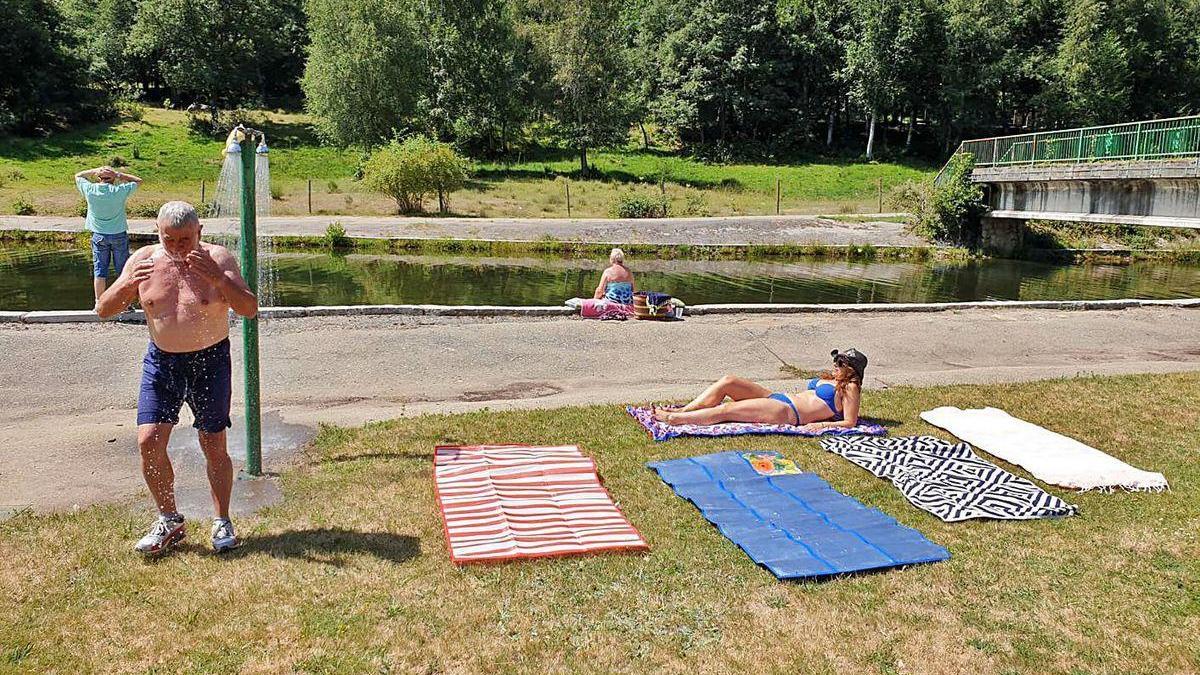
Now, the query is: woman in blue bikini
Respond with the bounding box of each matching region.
[653,349,867,431]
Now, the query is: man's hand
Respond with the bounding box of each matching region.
[127,259,155,285]
[186,249,224,285]
[97,167,117,182]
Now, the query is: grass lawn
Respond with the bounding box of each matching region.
[0,107,934,219]
[4,372,1196,673]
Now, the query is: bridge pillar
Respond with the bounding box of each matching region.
[980,214,1024,257]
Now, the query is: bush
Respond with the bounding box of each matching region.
[116,100,145,123]
[609,192,669,219]
[129,202,160,218]
[75,200,88,217]
[12,198,36,215]
[673,188,710,217]
[322,222,350,249]
[108,155,127,168]
[184,106,265,138]
[890,153,986,245]
[270,184,283,201]
[327,181,339,194]
[361,136,471,214]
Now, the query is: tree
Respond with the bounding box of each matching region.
[422,0,541,155]
[649,0,800,152]
[1051,0,1131,125]
[56,0,142,90]
[302,0,428,147]
[522,0,637,174]
[842,0,907,159]
[0,0,110,134]
[778,0,851,148]
[127,0,307,106]
[361,136,471,213]
[891,0,944,152]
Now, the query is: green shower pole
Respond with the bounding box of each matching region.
[239,134,262,476]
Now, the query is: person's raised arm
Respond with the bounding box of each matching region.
[116,170,143,185]
[74,166,105,181]
[189,246,257,318]
[96,248,154,317]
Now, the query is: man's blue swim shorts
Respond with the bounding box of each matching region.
[137,338,233,433]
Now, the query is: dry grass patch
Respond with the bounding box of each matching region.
[1,373,1198,673]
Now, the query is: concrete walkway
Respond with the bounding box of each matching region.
[2,305,1199,513]
[0,213,921,246]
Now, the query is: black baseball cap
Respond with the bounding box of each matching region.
[831,349,868,379]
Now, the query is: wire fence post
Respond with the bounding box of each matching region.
[775,177,781,215]
[877,177,883,213]
[200,179,205,205]
[307,179,312,214]
[565,181,572,218]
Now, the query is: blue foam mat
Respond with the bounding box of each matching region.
[648,451,950,579]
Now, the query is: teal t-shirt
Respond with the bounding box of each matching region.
[76,177,137,235]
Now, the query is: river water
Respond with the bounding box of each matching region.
[2,247,1199,310]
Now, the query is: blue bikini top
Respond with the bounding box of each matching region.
[807,378,840,417]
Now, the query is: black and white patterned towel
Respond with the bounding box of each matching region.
[819,435,1078,522]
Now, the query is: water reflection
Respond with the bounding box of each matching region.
[2,246,1198,311]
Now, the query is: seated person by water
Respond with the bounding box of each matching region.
[594,247,634,304]
[95,201,258,556]
[653,349,867,431]
[75,165,142,303]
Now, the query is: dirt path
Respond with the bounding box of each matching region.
[1,213,920,246]
[3,306,1198,513]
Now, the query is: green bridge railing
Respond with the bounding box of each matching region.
[938,114,1200,184]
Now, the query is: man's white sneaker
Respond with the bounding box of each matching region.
[134,514,186,555]
[211,518,240,553]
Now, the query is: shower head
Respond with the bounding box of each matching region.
[223,126,246,155]
[256,134,269,155]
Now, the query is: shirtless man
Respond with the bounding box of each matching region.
[96,201,258,555]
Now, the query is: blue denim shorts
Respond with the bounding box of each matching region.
[91,231,130,279]
[137,339,233,433]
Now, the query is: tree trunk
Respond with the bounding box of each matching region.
[639,122,650,150]
[826,110,835,147]
[905,112,915,153]
[438,187,446,214]
[579,145,588,175]
[866,110,877,161]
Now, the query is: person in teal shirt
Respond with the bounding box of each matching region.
[75,165,142,302]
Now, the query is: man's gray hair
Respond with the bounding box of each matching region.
[157,201,201,229]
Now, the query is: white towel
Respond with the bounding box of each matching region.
[920,406,1168,492]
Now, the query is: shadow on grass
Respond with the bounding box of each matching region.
[473,166,740,191]
[862,417,904,429]
[255,118,324,149]
[320,452,434,464]
[227,528,421,565]
[0,118,129,161]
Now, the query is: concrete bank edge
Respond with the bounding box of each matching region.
[6,298,1200,324]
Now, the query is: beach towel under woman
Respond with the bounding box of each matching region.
[626,406,887,442]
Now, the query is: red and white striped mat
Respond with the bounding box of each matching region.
[434,444,649,564]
